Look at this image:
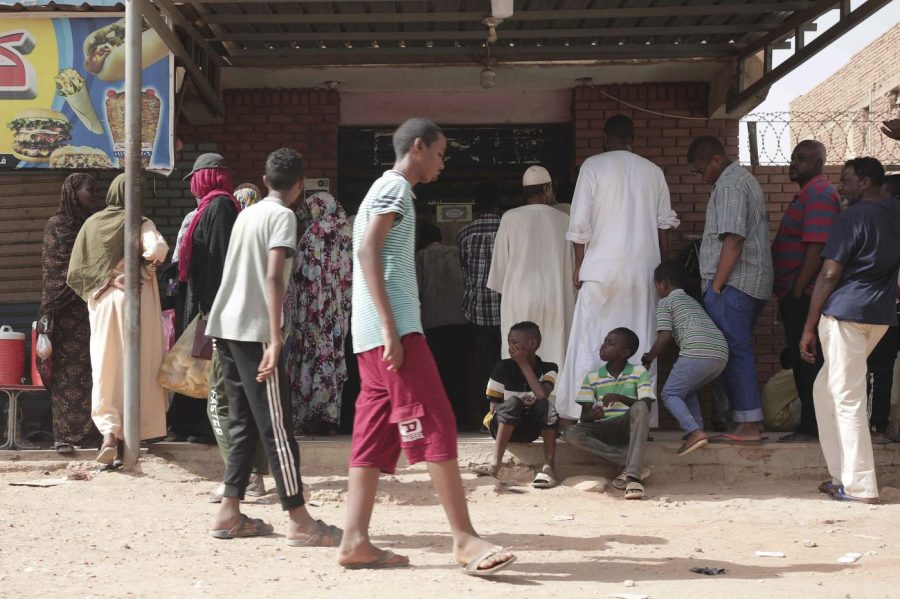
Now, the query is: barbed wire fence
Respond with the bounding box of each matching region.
[740,111,900,168]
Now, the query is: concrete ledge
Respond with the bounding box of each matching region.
[4,433,899,487]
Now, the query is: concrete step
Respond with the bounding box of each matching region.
[4,433,899,487]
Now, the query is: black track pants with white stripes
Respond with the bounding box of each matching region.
[217,338,304,510]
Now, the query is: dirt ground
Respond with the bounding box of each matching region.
[1,456,898,599]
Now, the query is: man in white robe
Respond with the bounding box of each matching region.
[556,115,680,425]
[488,166,575,375]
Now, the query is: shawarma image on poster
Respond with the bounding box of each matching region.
[0,16,173,172]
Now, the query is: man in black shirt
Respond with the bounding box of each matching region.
[473,321,559,488]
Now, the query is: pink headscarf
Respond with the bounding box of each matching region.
[177,168,240,282]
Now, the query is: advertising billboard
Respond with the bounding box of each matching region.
[0,16,173,172]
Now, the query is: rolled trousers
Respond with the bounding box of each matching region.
[814,316,886,499]
[565,401,650,479]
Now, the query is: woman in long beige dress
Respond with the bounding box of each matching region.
[67,174,168,464]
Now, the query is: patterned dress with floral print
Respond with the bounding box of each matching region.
[284,192,352,433]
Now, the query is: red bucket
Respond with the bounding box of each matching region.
[0,325,25,385]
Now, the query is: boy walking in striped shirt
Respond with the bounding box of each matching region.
[642,261,729,456]
[566,327,655,500]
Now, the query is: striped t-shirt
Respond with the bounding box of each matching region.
[352,170,422,353]
[576,363,655,421]
[656,288,729,361]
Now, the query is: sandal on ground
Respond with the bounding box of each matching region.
[96,445,116,465]
[818,480,841,498]
[777,432,818,443]
[532,467,558,489]
[624,480,645,500]
[462,546,517,577]
[472,464,499,478]
[210,514,274,539]
[286,519,343,547]
[341,549,410,570]
[612,467,651,491]
[832,487,879,505]
[677,434,708,456]
[55,442,75,455]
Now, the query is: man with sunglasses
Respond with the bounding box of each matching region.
[688,136,773,444]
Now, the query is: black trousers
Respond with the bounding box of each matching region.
[425,324,472,429]
[217,339,304,510]
[867,325,898,433]
[469,324,502,429]
[780,294,823,436]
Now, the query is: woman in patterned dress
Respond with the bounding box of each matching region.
[284,192,352,435]
[37,173,101,453]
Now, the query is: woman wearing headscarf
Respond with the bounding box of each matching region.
[37,174,101,453]
[167,153,242,445]
[284,191,352,435]
[67,173,169,464]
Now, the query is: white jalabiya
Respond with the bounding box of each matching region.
[556,150,680,423]
[487,204,575,376]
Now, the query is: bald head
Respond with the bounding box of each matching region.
[789,140,826,186]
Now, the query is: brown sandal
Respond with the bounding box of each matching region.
[210,514,274,539]
[286,519,343,547]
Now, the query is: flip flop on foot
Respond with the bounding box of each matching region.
[832,487,879,505]
[818,480,841,498]
[210,514,274,539]
[96,445,116,465]
[462,546,517,577]
[624,480,645,500]
[612,467,651,491]
[55,442,75,455]
[286,519,343,547]
[341,549,410,570]
[532,466,558,489]
[677,432,708,456]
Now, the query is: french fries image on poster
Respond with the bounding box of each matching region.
[83,18,167,82]
[55,69,103,134]
[106,88,161,167]
[6,109,71,163]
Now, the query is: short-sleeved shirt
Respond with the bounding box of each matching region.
[821,199,900,325]
[656,288,729,361]
[486,357,559,425]
[206,197,297,343]
[699,161,773,300]
[772,174,841,299]
[576,363,655,421]
[352,170,422,353]
[457,214,502,327]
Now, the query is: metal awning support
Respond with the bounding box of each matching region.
[728,0,893,114]
[123,0,143,468]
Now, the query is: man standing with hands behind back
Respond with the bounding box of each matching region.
[772,141,840,443]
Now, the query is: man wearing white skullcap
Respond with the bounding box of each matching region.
[487,165,576,394]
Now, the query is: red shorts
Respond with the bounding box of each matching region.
[350,333,458,473]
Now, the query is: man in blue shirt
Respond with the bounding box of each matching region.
[800,157,900,504]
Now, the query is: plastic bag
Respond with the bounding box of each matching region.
[36,315,52,360]
[161,309,176,352]
[157,314,211,399]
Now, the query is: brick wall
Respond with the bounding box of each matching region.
[790,23,900,115]
[140,88,340,244]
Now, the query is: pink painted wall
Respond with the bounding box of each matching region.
[340,90,573,125]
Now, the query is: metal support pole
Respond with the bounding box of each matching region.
[123,0,143,468]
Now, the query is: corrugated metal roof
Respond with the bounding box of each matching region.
[0,2,123,13]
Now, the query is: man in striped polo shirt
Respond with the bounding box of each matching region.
[642,261,729,455]
[772,140,840,443]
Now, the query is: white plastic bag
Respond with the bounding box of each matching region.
[157,315,211,399]
[36,315,52,360]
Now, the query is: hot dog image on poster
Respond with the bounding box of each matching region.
[0,16,173,172]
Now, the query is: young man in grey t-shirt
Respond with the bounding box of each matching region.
[207,148,340,546]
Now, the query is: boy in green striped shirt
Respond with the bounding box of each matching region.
[642,261,729,456]
[565,327,655,500]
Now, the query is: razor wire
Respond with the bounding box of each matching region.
[740,111,900,167]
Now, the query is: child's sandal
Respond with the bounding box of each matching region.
[624,481,644,500]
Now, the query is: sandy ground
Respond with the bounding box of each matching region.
[1,456,898,599]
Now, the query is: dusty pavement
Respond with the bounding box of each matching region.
[1,456,898,599]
